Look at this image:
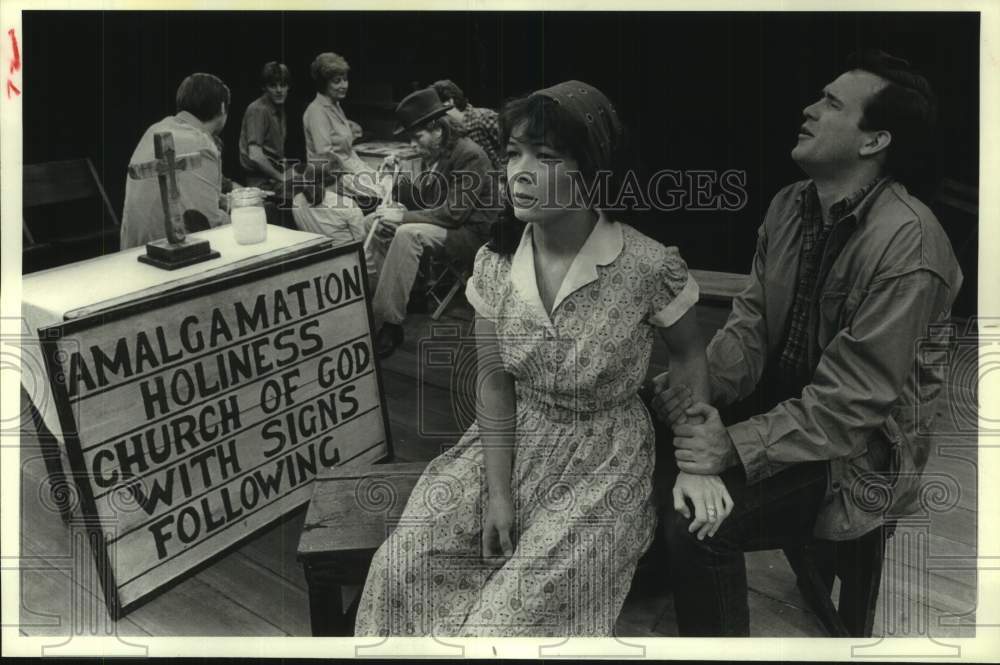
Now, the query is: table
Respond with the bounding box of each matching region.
[297,461,427,636]
[20,226,332,522]
[21,225,330,444]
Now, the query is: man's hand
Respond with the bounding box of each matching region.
[673,403,739,475]
[369,213,401,240]
[650,375,695,427]
[376,221,400,240]
[380,153,400,171]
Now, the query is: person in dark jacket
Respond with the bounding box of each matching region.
[650,50,962,636]
[433,78,502,170]
[368,86,499,357]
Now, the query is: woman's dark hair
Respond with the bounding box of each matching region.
[432,79,468,111]
[847,49,938,192]
[260,61,290,88]
[176,73,231,122]
[487,92,633,255]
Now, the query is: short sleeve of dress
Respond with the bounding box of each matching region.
[465,245,502,322]
[648,245,700,328]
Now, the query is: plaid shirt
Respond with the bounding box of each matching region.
[777,177,884,385]
[461,105,502,170]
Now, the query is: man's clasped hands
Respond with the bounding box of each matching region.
[649,373,741,541]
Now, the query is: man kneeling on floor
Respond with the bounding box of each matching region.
[368,86,499,358]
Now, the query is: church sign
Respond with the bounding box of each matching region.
[39,243,391,618]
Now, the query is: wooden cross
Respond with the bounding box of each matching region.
[127,132,202,245]
[126,131,219,269]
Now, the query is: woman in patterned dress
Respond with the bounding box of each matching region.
[355,81,734,637]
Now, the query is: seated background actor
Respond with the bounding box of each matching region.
[433,78,502,170]
[367,87,499,358]
[290,164,368,246]
[121,72,232,249]
[239,61,292,193]
[238,61,296,227]
[302,51,378,208]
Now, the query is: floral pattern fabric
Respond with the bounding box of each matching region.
[355,219,697,636]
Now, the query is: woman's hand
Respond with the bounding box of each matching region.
[482,494,516,566]
[672,471,734,540]
[349,120,364,142]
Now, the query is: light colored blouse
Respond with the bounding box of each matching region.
[302,93,369,175]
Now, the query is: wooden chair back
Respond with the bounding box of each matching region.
[22,158,121,272]
[23,158,120,225]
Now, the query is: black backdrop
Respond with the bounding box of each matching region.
[22,10,979,311]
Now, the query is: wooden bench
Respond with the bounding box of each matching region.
[689,268,750,303]
[297,461,428,636]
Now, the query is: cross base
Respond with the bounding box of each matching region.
[137,237,220,270]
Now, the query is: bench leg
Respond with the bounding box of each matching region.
[837,526,887,637]
[785,544,849,637]
[303,562,352,636]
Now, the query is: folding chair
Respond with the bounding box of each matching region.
[422,254,470,320]
[22,158,121,271]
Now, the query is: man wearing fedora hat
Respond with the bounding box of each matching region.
[366,86,499,358]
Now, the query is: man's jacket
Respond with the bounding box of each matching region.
[393,137,499,267]
[707,179,963,539]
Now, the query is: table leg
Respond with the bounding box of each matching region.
[22,386,73,524]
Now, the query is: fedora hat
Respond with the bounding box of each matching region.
[393,87,452,136]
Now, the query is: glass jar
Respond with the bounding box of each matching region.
[229,188,267,245]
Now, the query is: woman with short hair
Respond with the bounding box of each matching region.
[302,52,377,199]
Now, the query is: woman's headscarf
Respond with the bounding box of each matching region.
[533,80,624,171]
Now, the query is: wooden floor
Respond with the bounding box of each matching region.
[18,298,978,639]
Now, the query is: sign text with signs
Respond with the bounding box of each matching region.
[41,243,391,617]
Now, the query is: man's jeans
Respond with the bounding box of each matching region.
[659,450,828,636]
[367,222,448,328]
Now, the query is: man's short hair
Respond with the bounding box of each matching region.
[176,73,231,122]
[311,52,350,93]
[848,49,937,187]
[433,79,468,111]
[261,61,290,88]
